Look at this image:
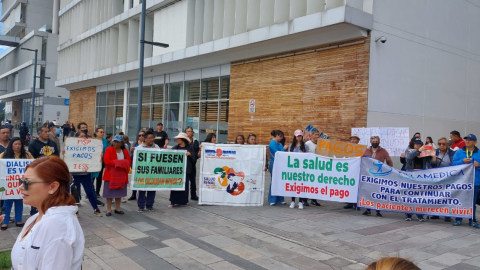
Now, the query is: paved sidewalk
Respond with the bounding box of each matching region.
[3,173,480,270]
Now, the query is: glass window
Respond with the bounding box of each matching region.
[116,90,124,106]
[127,105,137,138]
[96,107,106,128]
[97,92,107,106]
[201,78,219,100]
[114,106,123,134]
[220,76,229,99]
[152,104,163,124]
[129,88,138,104]
[142,86,152,103]
[153,84,163,103]
[218,101,229,143]
[166,103,182,137]
[199,101,218,142]
[168,82,182,103]
[107,91,115,106]
[105,106,114,135]
[185,80,200,101]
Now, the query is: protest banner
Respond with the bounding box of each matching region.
[199,143,266,206]
[358,158,475,218]
[0,159,32,200]
[64,137,103,172]
[351,127,409,156]
[131,148,187,191]
[271,152,360,203]
[316,139,367,158]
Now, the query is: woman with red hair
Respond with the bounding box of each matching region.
[11,156,84,269]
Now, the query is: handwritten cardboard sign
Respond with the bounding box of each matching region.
[351,127,409,157]
[64,138,103,172]
[316,139,367,158]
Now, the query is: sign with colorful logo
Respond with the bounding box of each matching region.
[131,148,187,191]
[358,157,475,218]
[64,138,103,172]
[0,159,33,200]
[271,152,361,203]
[199,143,266,206]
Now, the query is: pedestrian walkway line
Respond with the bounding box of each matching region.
[157,194,367,267]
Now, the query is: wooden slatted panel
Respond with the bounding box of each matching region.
[153,85,164,103]
[228,37,370,145]
[201,102,219,122]
[152,104,163,122]
[220,101,229,122]
[220,77,230,99]
[201,79,219,100]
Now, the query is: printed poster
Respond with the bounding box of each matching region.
[358,157,475,218]
[271,152,361,203]
[0,159,33,200]
[199,143,266,206]
[131,148,187,191]
[64,137,103,172]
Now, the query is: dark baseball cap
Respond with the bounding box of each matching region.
[412,137,423,144]
[464,134,477,141]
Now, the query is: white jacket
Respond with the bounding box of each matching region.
[11,206,84,270]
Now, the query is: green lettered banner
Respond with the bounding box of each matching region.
[131,148,187,191]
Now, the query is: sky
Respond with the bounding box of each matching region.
[0,2,10,57]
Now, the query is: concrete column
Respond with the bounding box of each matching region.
[127,19,139,63]
[52,0,60,34]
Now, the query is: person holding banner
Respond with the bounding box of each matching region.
[0,137,33,231]
[361,136,393,218]
[305,130,322,206]
[127,130,146,201]
[186,127,200,200]
[169,132,195,207]
[235,135,245,144]
[288,130,310,209]
[136,131,159,212]
[69,132,104,217]
[268,130,287,206]
[103,135,131,216]
[452,134,480,228]
[247,134,269,172]
[404,138,427,222]
[197,133,216,158]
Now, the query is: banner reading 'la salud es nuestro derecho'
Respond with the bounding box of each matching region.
[271,152,360,203]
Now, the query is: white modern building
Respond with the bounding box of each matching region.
[56,0,480,149]
[0,0,69,129]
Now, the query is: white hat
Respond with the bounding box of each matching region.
[174,132,191,143]
[350,134,360,140]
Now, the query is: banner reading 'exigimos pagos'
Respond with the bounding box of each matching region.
[199,143,266,206]
[271,152,360,203]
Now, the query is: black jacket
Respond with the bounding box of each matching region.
[172,144,196,174]
[19,125,29,136]
[28,139,60,158]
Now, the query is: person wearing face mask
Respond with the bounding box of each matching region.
[361,136,393,217]
[404,138,428,222]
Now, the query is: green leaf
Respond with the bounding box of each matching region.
[0,187,5,192]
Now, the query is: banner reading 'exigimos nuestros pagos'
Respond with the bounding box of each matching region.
[199,143,266,206]
[271,152,361,203]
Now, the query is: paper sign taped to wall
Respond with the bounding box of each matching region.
[316,139,367,158]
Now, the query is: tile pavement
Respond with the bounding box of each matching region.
[1,169,480,269]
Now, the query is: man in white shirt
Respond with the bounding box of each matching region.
[305,130,321,206]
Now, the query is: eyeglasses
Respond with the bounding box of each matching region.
[438,143,447,146]
[138,134,144,137]
[19,178,48,191]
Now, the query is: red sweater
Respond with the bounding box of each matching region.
[451,138,465,150]
[103,147,131,181]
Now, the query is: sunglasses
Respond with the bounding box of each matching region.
[438,143,447,146]
[138,134,145,137]
[19,178,48,191]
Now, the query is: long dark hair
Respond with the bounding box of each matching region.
[426,136,433,144]
[2,137,27,159]
[205,133,216,143]
[290,135,306,152]
[236,135,245,144]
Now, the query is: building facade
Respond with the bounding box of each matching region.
[0,0,69,128]
[57,0,480,146]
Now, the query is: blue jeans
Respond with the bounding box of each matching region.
[73,174,98,210]
[268,160,284,204]
[137,191,156,209]
[1,199,23,225]
[456,185,479,223]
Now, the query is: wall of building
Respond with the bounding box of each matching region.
[368,0,480,141]
[11,100,22,126]
[228,38,370,145]
[68,87,96,130]
[24,0,54,34]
